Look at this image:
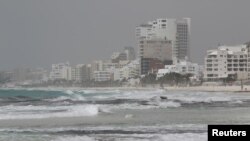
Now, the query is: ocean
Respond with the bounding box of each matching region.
[0,88,250,141]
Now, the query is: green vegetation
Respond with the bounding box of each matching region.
[141,72,193,86]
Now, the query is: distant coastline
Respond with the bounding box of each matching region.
[0,85,249,92]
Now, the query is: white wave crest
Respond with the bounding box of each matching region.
[104,101,181,111]
[0,105,98,120]
[50,95,85,101]
[52,136,95,141]
[65,90,74,95]
[158,101,181,108]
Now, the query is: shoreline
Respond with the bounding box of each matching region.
[0,85,250,92]
[166,85,250,92]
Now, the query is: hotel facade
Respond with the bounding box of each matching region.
[204,44,250,81]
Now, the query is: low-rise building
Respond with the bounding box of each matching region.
[111,52,127,63]
[94,71,111,82]
[157,60,202,79]
[114,60,140,81]
[204,45,249,81]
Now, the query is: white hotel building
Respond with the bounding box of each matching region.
[204,45,249,81]
[49,62,71,81]
[156,60,202,80]
[94,71,111,82]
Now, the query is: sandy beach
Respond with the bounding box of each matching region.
[165,85,250,92]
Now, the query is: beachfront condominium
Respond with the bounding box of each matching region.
[204,45,249,81]
[136,18,191,63]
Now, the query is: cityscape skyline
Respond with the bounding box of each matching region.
[0,0,250,70]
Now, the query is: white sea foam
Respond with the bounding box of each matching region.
[0,124,206,133]
[155,133,206,141]
[52,136,95,141]
[117,90,248,104]
[51,133,206,141]
[49,96,72,101]
[229,100,244,104]
[65,90,74,95]
[158,101,181,108]
[155,91,240,104]
[0,105,98,120]
[1,88,250,121]
[104,100,182,111]
[59,90,86,101]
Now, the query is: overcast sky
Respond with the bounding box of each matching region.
[0,0,250,70]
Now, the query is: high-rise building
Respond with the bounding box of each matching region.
[139,39,173,75]
[91,60,104,80]
[123,46,136,61]
[246,42,250,79]
[49,62,71,81]
[139,39,172,62]
[175,18,191,62]
[86,64,92,81]
[71,64,88,82]
[136,18,191,62]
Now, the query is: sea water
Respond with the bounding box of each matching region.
[0,88,250,141]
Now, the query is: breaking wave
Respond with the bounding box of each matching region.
[0,105,98,120]
[1,88,250,121]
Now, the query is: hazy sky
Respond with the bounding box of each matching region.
[0,0,250,70]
